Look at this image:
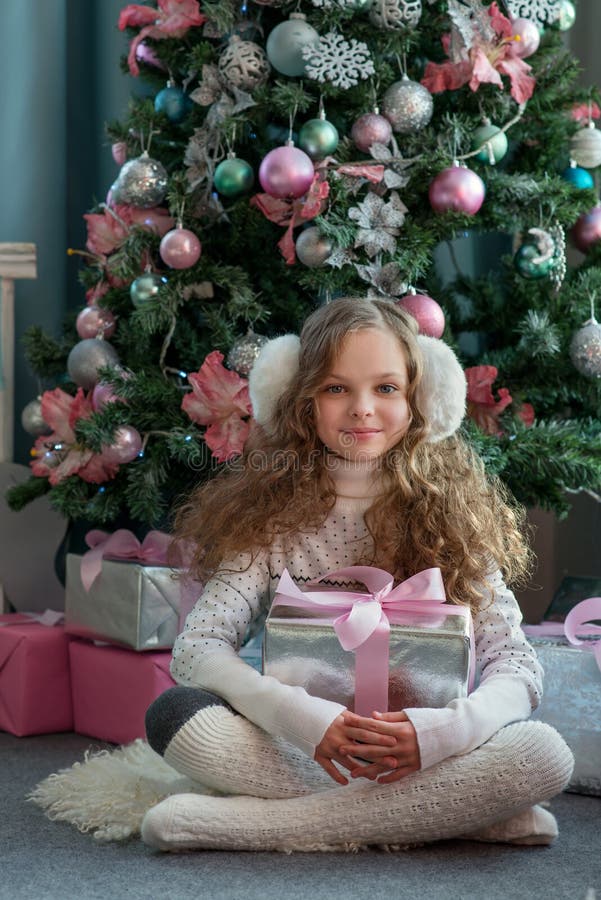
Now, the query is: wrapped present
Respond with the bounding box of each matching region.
[264,566,474,716]
[524,597,601,796]
[65,529,190,651]
[69,639,175,744]
[0,612,73,736]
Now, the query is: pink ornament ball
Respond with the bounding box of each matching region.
[429,166,485,216]
[511,18,540,59]
[111,142,128,166]
[92,382,119,411]
[135,42,166,71]
[351,113,393,153]
[103,426,142,464]
[159,227,202,269]
[259,145,315,199]
[396,293,445,339]
[571,205,601,253]
[76,306,116,339]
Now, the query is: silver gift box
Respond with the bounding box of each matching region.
[263,602,472,712]
[530,636,601,796]
[65,553,183,651]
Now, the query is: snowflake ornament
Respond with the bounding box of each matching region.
[505,0,561,26]
[301,32,375,90]
[348,191,408,257]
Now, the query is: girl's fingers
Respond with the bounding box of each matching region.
[315,754,349,786]
[374,711,409,723]
[376,765,419,784]
[341,726,396,745]
[341,713,400,736]
[339,742,399,760]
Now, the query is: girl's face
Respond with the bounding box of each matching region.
[314,327,411,461]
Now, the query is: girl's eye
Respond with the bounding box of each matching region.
[324,384,345,394]
[378,384,397,394]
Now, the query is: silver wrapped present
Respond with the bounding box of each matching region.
[529,636,601,796]
[263,567,473,714]
[65,553,184,651]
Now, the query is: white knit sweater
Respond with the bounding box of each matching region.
[171,464,543,771]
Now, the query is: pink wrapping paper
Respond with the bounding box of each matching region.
[69,640,175,744]
[0,614,73,736]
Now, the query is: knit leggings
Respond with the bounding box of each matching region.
[143,686,574,852]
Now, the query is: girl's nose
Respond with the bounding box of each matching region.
[349,393,374,418]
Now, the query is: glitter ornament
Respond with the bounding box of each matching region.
[130,272,169,306]
[103,426,143,464]
[570,319,601,378]
[382,76,433,134]
[569,123,601,170]
[429,164,485,216]
[67,339,120,391]
[561,162,594,190]
[298,115,339,160]
[21,398,51,437]
[227,332,269,376]
[295,227,333,267]
[351,111,393,152]
[557,0,576,30]
[218,37,271,91]
[76,306,116,339]
[266,13,320,78]
[369,0,422,29]
[514,242,556,279]
[159,225,202,269]
[471,123,508,165]
[214,155,255,197]
[259,144,315,198]
[571,205,601,253]
[511,17,541,58]
[154,83,192,124]
[115,152,168,208]
[396,292,445,338]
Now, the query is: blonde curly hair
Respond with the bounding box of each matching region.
[173,297,532,610]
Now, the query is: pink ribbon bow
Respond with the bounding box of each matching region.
[274,566,474,716]
[523,597,601,672]
[80,528,172,592]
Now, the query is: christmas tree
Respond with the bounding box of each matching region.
[8,0,601,533]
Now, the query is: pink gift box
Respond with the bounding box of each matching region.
[69,640,175,744]
[0,614,73,736]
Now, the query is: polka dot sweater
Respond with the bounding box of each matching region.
[171,467,543,769]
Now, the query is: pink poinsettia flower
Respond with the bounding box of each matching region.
[465,366,534,435]
[119,0,206,77]
[84,205,175,256]
[570,102,601,124]
[86,280,110,305]
[250,174,330,265]
[422,2,535,104]
[182,350,252,462]
[31,388,120,485]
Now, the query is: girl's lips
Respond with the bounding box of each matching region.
[342,429,382,436]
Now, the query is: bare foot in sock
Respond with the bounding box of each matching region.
[459,805,558,846]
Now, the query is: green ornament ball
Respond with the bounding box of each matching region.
[298,118,339,160]
[471,124,508,165]
[214,157,254,197]
[557,0,576,31]
[130,272,168,307]
[514,243,556,280]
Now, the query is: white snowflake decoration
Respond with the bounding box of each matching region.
[301,32,375,90]
[348,191,408,257]
[505,0,561,25]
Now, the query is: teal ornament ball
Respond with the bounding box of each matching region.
[298,118,339,160]
[471,124,508,165]
[130,272,168,307]
[561,164,594,190]
[514,243,556,280]
[266,13,320,77]
[154,85,192,124]
[214,157,254,197]
[557,0,576,31]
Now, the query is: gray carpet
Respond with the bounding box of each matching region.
[4,732,600,900]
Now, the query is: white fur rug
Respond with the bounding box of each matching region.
[28,739,216,842]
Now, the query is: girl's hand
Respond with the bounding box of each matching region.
[314,713,397,785]
[339,710,421,784]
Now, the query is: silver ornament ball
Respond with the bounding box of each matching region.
[67,339,121,391]
[115,153,168,208]
[569,124,601,170]
[369,0,422,29]
[21,397,52,436]
[569,319,601,378]
[295,227,333,267]
[382,77,433,133]
[227,332,269,376]
[266,14,320,78]
[218,37,271,91]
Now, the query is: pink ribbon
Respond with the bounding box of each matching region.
[523,597,601,672]
[0,610,64,627]
[273,566,474,716]
[80,528,172,592]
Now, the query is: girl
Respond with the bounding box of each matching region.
[142,296,573,852]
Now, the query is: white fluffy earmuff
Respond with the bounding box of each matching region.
[248,332,466,442]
